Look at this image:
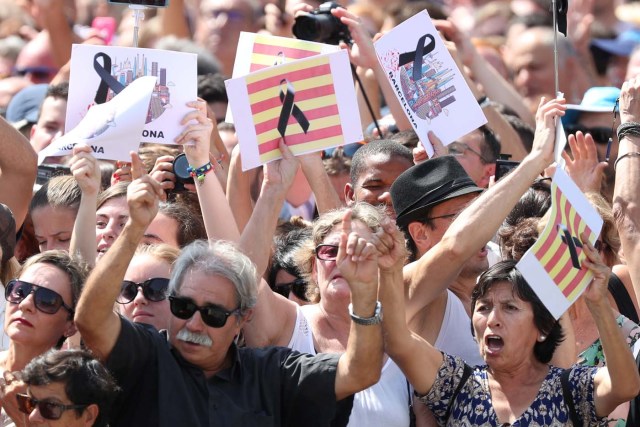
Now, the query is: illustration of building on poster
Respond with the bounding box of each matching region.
[66,44,197,145]
[374,10,486,156]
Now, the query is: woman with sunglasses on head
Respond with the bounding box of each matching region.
[0,251,87,426]
[116,244,179,331]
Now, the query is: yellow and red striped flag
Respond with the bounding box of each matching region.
[226,50,362,171]
[516,168,603,319]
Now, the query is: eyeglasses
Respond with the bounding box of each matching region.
[425,213,458,221]
[315,244,339,261]
[117,278,170,304]
[12,66,56,80]
[564,124,613,145]
[168,296,241,328]
[16,393,87,420]
[5,279,73,315]
[448,142,491,164]
[273,278,308,300]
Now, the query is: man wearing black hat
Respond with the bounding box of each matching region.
[390,96,568,364]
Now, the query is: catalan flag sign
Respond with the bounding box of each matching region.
[226,32,339,123]
[226,49,362,171]
[516,168,603,319]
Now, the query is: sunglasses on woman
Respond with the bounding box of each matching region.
[117,278,170,304]
[315,244,339,261]
[16,393,87,420]
[5,279,73,315]
[273,278,308,301]
[168,296,241,328]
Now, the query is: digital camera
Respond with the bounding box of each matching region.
[292,2,351,45]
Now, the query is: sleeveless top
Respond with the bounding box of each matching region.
[434,291,483,366]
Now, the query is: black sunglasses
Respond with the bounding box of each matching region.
[17,393,87,420]
[273,278,308,300]
[168,296,241,328]
[315,244,339,261]
[117,278,170,304]
[5,279,73,315]
[564,124,612,144]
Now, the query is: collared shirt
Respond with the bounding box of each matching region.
[106,316,341,427]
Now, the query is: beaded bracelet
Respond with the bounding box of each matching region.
[614,152,640,171]
[187,162,214,184]
[617,122,640,142]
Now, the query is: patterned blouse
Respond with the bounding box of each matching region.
[417,354,609,426]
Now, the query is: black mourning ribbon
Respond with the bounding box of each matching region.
[277,79,309,139]
[553,0,569,36]
[558,224,583,269]
[93,53,125,104]
[398,34,436,82]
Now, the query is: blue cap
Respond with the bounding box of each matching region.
[5,83,48,127]
[563,87,620,126]
[592,29,640,57]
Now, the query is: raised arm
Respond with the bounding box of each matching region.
[238,141,299,348]
[404,97,567,323]
[613,77,640,303]
[299,152,343,214]
[74,153,164,361]
[68,144,101,267]
[174,101,239,242]
[334,210,383,400]
[375,217,444,395]
[582,235,640,416]
[0,117,37,230]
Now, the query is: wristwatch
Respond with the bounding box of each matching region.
[348,301,383,326]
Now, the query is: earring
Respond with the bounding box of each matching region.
[539,335,547,342]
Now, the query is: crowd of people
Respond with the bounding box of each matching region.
[1,0,640,425]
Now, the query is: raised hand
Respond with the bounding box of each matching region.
[149,155,178,192]
[336,210,378,294]
[372,216,407,271]
[70,143,101,195]
[126,152,164,229]
[111,161,132,185]
[562,131,607,193]
[175,100,214,167]
[262,139,299,190]
[331,7,378,70]
[620,77,640,124]
[530,97,567,166]
[580,231,611,305]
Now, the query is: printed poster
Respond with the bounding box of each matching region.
[374,10,486,156]
[226,49,363,171]
[516,168,603,319]
[38,76,156,163]
[66,44,197,145]
[226,32,340,123]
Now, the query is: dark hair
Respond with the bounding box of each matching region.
[479,125,501,164]
[389,129,420,149]
[267,223,312,301]
[22,349,119,427]
[157,201,207,247]
[198,73,228,104]
[471,260,563,363]
[30,175,82,213]
[45,82,69,101]
[349,140,412,184]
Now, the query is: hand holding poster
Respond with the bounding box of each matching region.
[38,76,156,164]
[66,44,197,145]
[225,49,362,171]
[516,168,603,319]
[374,10,486,156]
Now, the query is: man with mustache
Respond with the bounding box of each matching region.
[74,154,383,427]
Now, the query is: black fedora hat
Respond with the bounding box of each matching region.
[391,156,482,228]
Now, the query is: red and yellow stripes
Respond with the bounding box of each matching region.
[246,55,343,163]
[249,34,324,72]
[532,183,596,300]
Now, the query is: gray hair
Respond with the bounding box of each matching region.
[170,240,258,313]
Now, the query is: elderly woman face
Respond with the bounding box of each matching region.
[472,281,545,369]
[119,254,172,331]
[4,263,75,349]
[312,220,374,300]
